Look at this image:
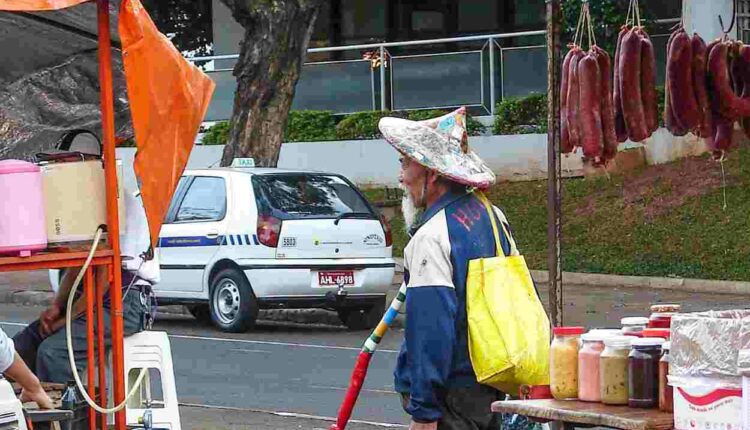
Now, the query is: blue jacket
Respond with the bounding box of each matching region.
[394,191,518,422]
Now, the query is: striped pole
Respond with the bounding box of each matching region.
[330,282,407,430]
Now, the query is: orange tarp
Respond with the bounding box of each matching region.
[0,0,216,249]
[119,0,215,248]
[0,0,88,10]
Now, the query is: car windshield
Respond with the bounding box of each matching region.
[252,174,375,219]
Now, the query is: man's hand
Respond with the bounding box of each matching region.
[409,421,437,430]
[39,305,62,337]
[20,385,54,409]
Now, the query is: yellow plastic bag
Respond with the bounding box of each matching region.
[467,192,550,391]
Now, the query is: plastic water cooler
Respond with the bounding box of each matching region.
[0,160,47,256]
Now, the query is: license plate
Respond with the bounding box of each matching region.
[318,271,355,287]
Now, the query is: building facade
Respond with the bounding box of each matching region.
[152,1,691,122]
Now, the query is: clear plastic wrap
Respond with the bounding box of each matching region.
[669,310,750,389]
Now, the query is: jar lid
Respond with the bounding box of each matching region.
[650,312,675,318]
[581,331,614,342]
[604,336,633,348]
[553,326,585,336]
[642,328,671,339]
[650,304,681,313]
[589,328,622,336]
[0,159,40,174]
[631,337,666,347]
[621,317,649,326]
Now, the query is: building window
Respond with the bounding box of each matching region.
[739,0,750,43]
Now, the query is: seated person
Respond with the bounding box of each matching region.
[12,188,159,383]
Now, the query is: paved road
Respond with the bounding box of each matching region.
[0,303,408,427]
[0,283,747,429]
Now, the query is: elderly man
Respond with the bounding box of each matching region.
[379,107,519,430]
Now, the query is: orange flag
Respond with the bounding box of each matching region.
[0,0,88,10]
[119,0,215,248]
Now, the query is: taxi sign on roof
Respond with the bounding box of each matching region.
[231,158,255,168]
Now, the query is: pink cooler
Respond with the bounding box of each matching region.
[0,160,47,256]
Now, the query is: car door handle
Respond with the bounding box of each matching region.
[206,232,219,239]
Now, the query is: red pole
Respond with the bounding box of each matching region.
[96,268,108,430]
[85,268,96,430]
[96,1,126,428]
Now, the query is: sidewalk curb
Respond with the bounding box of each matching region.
[529,270,750,296]
[4,269,746,329]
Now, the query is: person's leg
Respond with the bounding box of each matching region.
[438,384,503,430]
[35,314,106,384]
[12,320,45,374]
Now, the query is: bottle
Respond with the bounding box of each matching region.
[60,380,79,430]
[659,341,673,412]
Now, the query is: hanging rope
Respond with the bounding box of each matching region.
[719,0,738,38]
[573,3,586,47]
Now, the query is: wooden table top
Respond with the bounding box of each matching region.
[491,399,673,430]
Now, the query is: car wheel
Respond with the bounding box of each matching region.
[209,268,258,333]
[186,304,210,322]
[337,297,386,331]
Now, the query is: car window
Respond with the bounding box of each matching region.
[252,174,373,219]
[175,176,227,222]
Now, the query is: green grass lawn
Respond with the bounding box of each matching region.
[365,144,750,281]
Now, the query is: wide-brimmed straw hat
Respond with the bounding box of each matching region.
[378,107,495,188]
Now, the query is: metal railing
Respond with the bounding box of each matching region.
[189,30,547,121]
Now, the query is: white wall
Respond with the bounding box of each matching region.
[115,129,710,190]
[683,0,733,41]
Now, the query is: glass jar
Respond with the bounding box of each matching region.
[648,313,675,329]
[659,341,673,412]
[621,317,649,337]
[642,328,670,340]
[589,328,622,337]
[600,336,632,405]
[550,327,585,400]
[628,337,665,408]
[649,304,680,329]
[578,332,610,402]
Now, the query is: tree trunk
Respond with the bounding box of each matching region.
[219,0,323,167]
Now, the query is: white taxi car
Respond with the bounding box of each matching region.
[52,167,396,333]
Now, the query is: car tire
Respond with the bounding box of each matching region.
[337,297,386,331]
[186,304,210,322]
[208,268,259,333]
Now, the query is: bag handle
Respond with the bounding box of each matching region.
[476,192,511,258]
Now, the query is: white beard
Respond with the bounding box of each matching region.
[400,185,422,231]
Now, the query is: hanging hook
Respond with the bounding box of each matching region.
[719,0,737,37]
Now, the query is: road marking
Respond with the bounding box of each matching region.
[0,321,399,354]
[178,402,408,428]
[168,333,400,354]
[229,348,272,354]
[309,384,396,395]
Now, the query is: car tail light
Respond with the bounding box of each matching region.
[380,214,393,247]
[257,215,282,248]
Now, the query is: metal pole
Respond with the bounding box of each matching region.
[97,0,126,428]
[489,37,496,115]
[546,0,563,327]
[380,45,387,111]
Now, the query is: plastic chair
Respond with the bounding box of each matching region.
[122,331,181,430]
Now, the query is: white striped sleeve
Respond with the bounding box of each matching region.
[0,328,15,372]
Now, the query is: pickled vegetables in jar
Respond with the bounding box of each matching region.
[550,327,585,400]
[600,336,633,405]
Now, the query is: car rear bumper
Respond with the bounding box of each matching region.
[241,258,396,299]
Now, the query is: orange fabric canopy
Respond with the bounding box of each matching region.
[0,0,215,249]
